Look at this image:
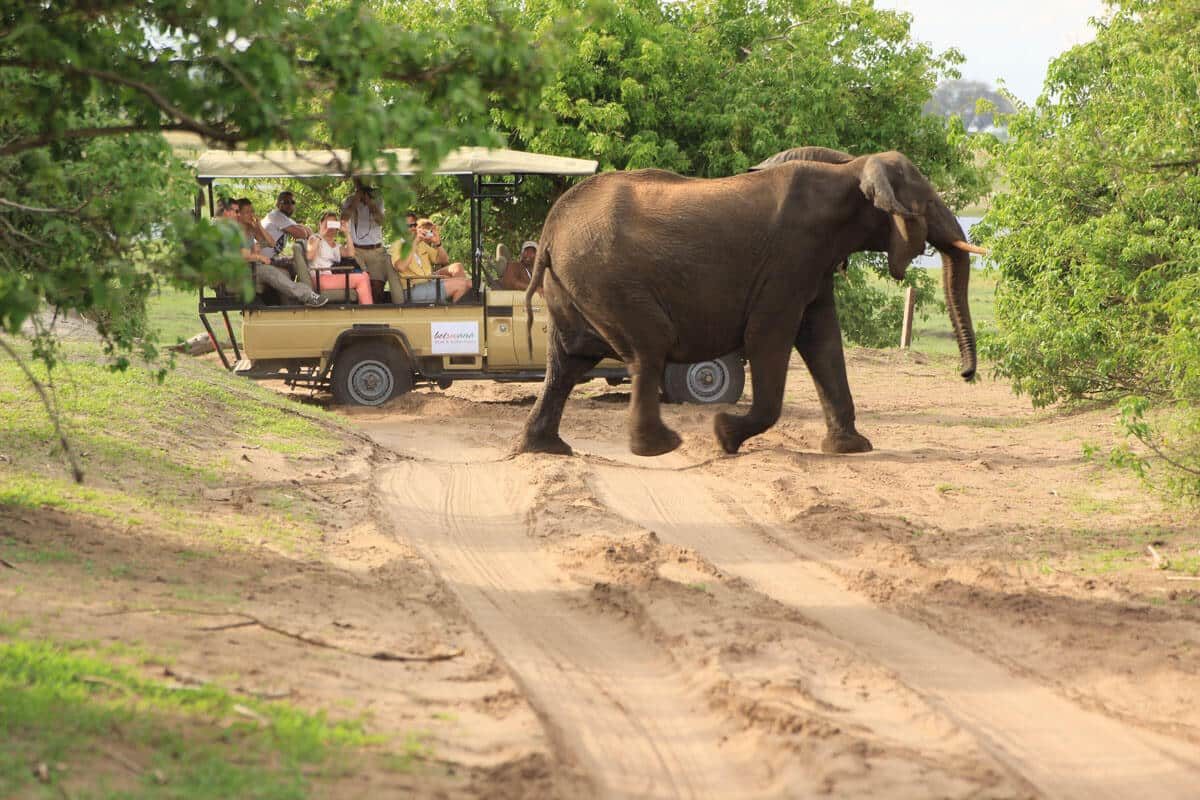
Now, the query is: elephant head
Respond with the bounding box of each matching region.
[855,151,979,380]
[754,148,981,381]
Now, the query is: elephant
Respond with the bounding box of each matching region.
[517,148,984,457]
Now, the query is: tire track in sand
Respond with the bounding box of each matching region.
[589,455,1200,800]
[378,460,777,800]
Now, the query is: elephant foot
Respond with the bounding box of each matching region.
[713,412,744,454]
[630,425,682,457]
[515,431,574,457]
[821,431,873,454]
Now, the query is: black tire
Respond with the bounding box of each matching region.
[605,376,626,387]
[662,353,745,405]
[331,340,414,407]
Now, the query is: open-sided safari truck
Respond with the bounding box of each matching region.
[195,147,745,406]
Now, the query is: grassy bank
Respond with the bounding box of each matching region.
[0,639,373,799]
[0,344,342,539]
[0,342,427,798]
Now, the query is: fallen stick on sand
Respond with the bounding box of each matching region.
[95,606,463,662]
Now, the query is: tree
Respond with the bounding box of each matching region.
[924,79,1015,134]
[977,0,1200,498]
[0,0,549,476]
[0,0,547,352]
[385,0,989,343]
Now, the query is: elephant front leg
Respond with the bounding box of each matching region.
[517,340,600,456]
[713,345,791,454]
[795,277,872,454]
[627,354,681,456]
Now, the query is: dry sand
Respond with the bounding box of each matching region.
[6,346,1198,798]
[359,347,1200,798]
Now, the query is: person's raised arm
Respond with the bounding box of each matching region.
[366,194,384,224]
[285,222,313,240]
[305,234,320,263]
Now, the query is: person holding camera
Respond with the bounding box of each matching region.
[217,199,327,307]
[390,218,469,303]
[342,180,403,302]
[307,212,374,304]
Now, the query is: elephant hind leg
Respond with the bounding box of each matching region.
[518,340,601,456]
[628,353,681,456]
[713,344,791,454]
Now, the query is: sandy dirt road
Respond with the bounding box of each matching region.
[361,349,1200,798]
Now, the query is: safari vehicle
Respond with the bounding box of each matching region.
[194,147,745,406]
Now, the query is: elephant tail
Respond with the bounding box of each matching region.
[525,244,550,359]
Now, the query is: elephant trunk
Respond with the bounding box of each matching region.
[941,247,976,380]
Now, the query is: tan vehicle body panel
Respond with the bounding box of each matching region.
[240,288,620,373]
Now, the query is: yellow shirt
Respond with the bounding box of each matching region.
[389,239,443,285]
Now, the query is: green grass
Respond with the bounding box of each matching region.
[0,340,346,552]
[909,267,998,358]
[0,638,376,799]
[145,286,219,347]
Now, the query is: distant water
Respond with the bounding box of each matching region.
[913,216,985,268]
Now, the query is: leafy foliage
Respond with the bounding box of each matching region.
[978,0,1200,498]
[0,0,547,355]
[383,0,987,321]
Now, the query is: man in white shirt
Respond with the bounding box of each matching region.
[262,191,313,259]
[342,180,403,302]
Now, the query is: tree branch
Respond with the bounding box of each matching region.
[1133,431,1200,477]
[0,196,94,215]
[0,59,241,148]
[0,124,182,157]
[0,213,46,246]
[0,336,84,483]
[1148,157,1200,170]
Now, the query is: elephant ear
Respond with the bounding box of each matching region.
[860,155,928,279]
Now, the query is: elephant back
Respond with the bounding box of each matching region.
[750,146,855,171]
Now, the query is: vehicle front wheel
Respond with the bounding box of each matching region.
[331,341,414,407]
[662,353,745,405]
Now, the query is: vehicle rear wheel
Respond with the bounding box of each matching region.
[332,341,414,407]
[662,353,744,405]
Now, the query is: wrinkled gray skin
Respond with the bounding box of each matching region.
[518,147,977,457]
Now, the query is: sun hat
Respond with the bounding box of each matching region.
[521,240,538,251]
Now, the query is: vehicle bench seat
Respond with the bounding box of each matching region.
[293,243,358,303]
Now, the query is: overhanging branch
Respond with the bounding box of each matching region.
[0,58,241,148]
[0,125,179,157]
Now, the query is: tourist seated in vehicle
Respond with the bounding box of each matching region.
[236,198,275,254]
[388,218,470,303]
[263,191,313,259]
[306,212,374,304]
[498,240,538,291]
[218,199,326,307]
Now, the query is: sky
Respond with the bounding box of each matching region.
[872,0,1110,103]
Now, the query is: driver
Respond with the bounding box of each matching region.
[498,240,538,291]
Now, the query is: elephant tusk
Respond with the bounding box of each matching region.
[952,240,989,256]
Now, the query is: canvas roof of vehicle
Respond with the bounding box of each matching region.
[195,147,598,179]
